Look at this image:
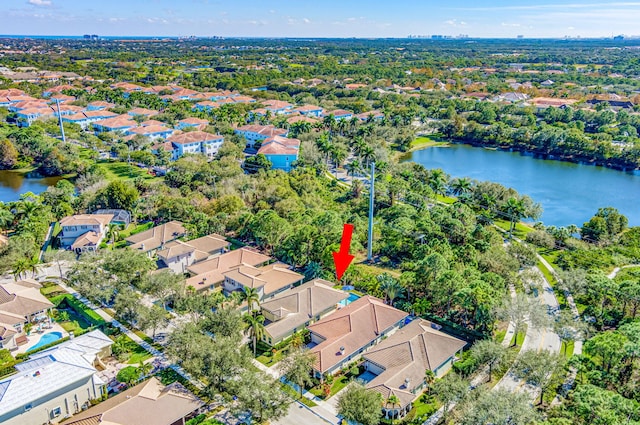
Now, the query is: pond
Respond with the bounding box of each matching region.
[0,170,64,203]
[406,144,640,227]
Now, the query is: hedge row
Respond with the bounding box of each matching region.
[51,294,107,326]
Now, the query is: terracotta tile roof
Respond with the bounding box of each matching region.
[364,319,466,408]
[11,100,49,110]
[308,296,408,373]
[185,248,271,290]
[152,141,175,152]
[82,110,118,119]
[326,109,353,117]
[223,262,303,296]
[60,214,113,227]
[286,115,319,124]
[292,104,323,113]
[127,125,173,136]
[87,100,115,108]
[129,107,159,117]
[195,101,219,108]
[71,231,102,250]
[126,221,186,252]
[262,279,348,341]
[93,117,138,129]
[140,119,167,127]
[530,97,578,107]
[262,99,293,110]
[64,377,202,425]
[157,234,229,262]
[236,124,288,138]
[0,283,53,318]
[179,117,209,125]
[258,136,300,155]
[167,131,223,145]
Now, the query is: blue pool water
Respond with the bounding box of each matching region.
[339,293,361,307]
[27,331,63,352]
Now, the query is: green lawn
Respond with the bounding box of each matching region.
[494,219,535,239]
[509,328,527,348]
[281,383,317,407]
[96,161,162,182]
[310,374,350,399]
[116,334,153,365]
[118,222,154,239]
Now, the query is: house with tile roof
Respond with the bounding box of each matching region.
[222,263,304,301]
[193,100,220,112]
[0,330,112,425]
[234,124,289,147]
[260,279,348,346]
[125,221,187,254]
[92,116,138,134]
[86,101,115,111]
[324,109,354,121]
[166,131,224,160]
[176,117,209,131]
[257,136,300,171]
[184,248,272,292]
[157,234,230,274]
[59,214,113,253]
[290,104,324,117]
[362,319,466,420]
[262,99,294,114]
[125,125,174,140]
[62,111,118,130]
[0,280,54,351]
[307,296,408,377]
[128,107,159,118]
[64,377,202,425]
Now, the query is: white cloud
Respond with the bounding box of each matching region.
[501,22,522,27]
[27,0,52,6]
[445,19,467,27]
[303,18,310,24]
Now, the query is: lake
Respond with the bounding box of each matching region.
[407,144,640,227]
[0,170,63,203]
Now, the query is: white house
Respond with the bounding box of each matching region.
[156,234,230,274]
[0,330,113,425]
[166,131,224,160]
[59,214,113,253]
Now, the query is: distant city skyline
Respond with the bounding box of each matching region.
[1,0,639,39]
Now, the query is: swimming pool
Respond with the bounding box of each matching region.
[339,293,360,307]
[27,331,63,352]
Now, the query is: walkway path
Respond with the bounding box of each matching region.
[252,359,340,424]
[55,280,204,390]
[607,264,640,279]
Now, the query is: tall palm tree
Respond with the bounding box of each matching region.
[450,177,473,197]
[424,370,436,395]
[502,197,525,239]
[27,257,41,278]
[0,208,14,231]
[242,287,260,315]
[385,394,401,424]
[12,257,30,281]
[244,313,265,357]
[345,159,361,178]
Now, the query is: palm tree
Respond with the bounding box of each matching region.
[428,169,448,197]
[345,159,361,178]
[378,274,404,306]
[385,394,401,424]
[12,257,30,281]
[359,145,376,170]
[0,208,13,231]
[330,147,348,177]
[27,257,41,278]
[351,179,364,199]
[323,114,337,133]
[244,313,265,357]
[242,287,260,315]
[450,177,472,197]
[106,224,122,247]
[424,370,436,395]
[502,197,525,239]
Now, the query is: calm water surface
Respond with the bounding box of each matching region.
[0,170,63,203]
[407,144,640,227]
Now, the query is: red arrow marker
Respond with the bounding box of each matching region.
[333,224,355,280]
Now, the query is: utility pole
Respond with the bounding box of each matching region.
[367,161,375,262]
[55,99,66,142]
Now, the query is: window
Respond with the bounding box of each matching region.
[24,403,33,412]
[50,407,61,419]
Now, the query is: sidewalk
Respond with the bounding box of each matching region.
[57,280,204,390]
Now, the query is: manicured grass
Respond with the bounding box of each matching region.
[116,334,153,365]
[96,161,161,182]
[310,374,349,399]
[57,309,92,334]
[256,348,285,367]
[398,392,441,424]
[509,328,526,348]
[410,136,446,150]
[49,294,107,326]
[40,284,65,297]
[562,340,575,358]
[435,194,457,205]
[494,329,506,344]
[118,222,154,239]
[494,219,535,239]
[537,260,569,309]
[281,383,318,407]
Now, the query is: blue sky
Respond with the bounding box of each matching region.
[1,0,639,38]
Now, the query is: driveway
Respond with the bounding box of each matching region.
[274,403,333,425]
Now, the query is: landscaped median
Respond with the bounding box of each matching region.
[48,294,107,327]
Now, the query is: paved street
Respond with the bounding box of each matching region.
[274,403,334,425]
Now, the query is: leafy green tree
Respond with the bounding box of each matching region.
[512,349,565,405]
[337,382,382,425]
[244,154,272,174]
[496,292,548,347]
[433,372,469,421]
[582,207,628,243]
[93,180,140,211]
[459,388,538,425]
[138,304,169,338]
[583,330,628,374]
[279,348,316,398]
[142,269,183,310]
[470,339,507,382]
[0,139,18,170]
[230,370,290,423]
